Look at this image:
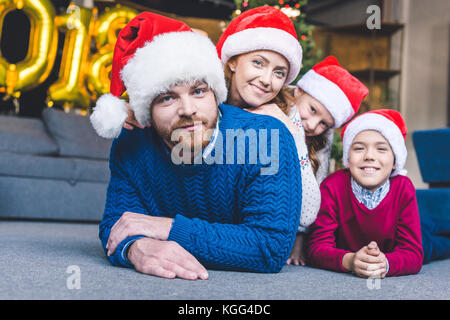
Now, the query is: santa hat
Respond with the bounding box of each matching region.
[341,109,408,176]
[216,6,302,85]
[90,12,227,139]
[297,56,369,128]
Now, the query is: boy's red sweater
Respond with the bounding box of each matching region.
[306,169,423,276]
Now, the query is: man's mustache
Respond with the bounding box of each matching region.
[173,117,208,130]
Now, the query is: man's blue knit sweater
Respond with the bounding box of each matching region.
[99,104,302,273]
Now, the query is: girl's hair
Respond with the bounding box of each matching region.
[306,133,329,175]
[225,56,329,174]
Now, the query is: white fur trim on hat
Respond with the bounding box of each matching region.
[122,31,227,128]
[220,27,302,84]
[342,113,407,176]
[298,70,353,128]
[90,93,128,139]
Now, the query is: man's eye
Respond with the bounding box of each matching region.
[194,88,205,95]
[155,95,173,104]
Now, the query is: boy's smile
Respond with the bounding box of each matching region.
[347,130,396,192]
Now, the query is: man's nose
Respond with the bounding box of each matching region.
[178,96,197,117]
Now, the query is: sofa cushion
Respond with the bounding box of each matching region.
[0,152,110,184]
[416,189,450,221]
[413,128,450,183]
[42,108,112,160]
[0,115,59,155]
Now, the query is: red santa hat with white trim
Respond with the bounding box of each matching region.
[90,12,227,139]
[341,109,408,176]
[297,56,369,128]
[216,6,302,85]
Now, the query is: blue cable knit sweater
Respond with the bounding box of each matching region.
[99,104,302,273]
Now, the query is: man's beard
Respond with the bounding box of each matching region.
[154,114,218,163]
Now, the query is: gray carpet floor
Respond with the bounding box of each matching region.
[1,220,449,300]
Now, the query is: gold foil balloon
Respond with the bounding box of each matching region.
[87,46,113,98]
[0,1,140,110]
[87,5,138,97]
[0,0,57,95]
[47,3,92,109]
[94,5,138,49]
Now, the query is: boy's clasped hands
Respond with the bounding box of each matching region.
[342,241,388,278]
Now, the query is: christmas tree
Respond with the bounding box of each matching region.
[233,0,321,81]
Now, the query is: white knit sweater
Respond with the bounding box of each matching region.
[288,107,322,232]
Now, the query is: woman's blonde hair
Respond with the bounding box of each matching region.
[224,56,329,175]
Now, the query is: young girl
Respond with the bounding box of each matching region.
[306,109,424,277]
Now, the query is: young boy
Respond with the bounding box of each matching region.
[306,109,423,277]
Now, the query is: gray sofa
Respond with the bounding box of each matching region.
[0,108,112,222]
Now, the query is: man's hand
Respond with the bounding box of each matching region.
[128,238,209,280]
[342,242,387,278]
[106,212,173,256]
[287,233,306,266]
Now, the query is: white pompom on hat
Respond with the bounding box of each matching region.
[216,6,302,85]
[341,109,408,177]
[90,12,227,139]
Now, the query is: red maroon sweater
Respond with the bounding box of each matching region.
[306,169,423,276]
